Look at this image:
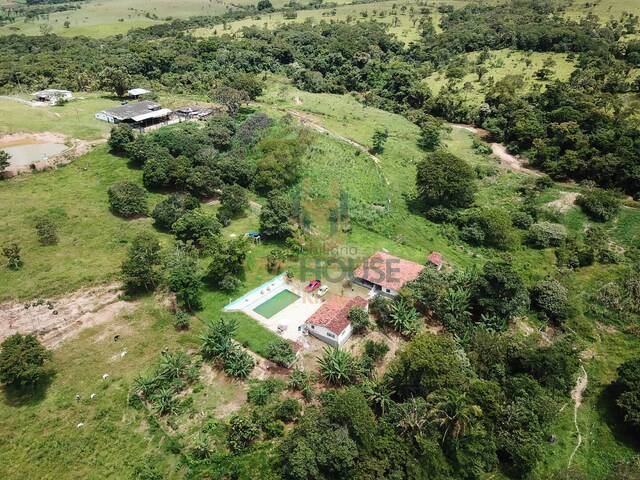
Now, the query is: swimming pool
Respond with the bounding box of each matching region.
[253,289,300,319]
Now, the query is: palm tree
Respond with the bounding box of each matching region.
[317,346,357,386]
[158,351,190,381]
[427,390,483,444]
[223,347,254,379]
[200,318,236,360]
[396,397,430,440]
[390,298,421,336]
[362,377,395,415]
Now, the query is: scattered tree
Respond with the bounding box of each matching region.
[121,232,162,293]
[107,182,147,218]
[416,151,476,210]
[0,333,52,387]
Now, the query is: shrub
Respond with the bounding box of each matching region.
[172,210,221,246]
[223,346,254,379]
[511,210,534,230]
[121,232,162,293]
[275,398,301,422]
[576,187,622,221]
[34,215,58,245]
[107,124,135,154]
[458,207,518,250]
[200,318,236,361]
[527,221,567,248]
[173,311,190,331]
[2,242,22,270]
[151,194,199,231]
[348,306,370,334]
[531,279,570,323]
[318,347,359,386]
[0,333,52,387]
[227,414,260,452]
[389,298,421,337]
[247,378,285,405]
[266,339,296,367]
[234,112,273,146]
[363,339,389,362]
[108,181,147,217]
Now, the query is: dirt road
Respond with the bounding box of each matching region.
[451,124,541,176]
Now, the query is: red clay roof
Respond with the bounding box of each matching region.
[353,251,424,292]
[427,252,443,267]
[306,296,367,335]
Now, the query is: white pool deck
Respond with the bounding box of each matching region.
[224,274,323,342]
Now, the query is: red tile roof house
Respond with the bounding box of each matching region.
[305,296,367,347]
[427,252,444,271]
[352,251,425,297]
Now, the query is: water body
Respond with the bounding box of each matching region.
[1,142,67,167]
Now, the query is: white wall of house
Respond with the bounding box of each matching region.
[352,276,398,298]
[307,323,352,347]
[95,112,116,123]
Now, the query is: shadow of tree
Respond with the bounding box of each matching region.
[597,382,640,451]
[2,372,55,407]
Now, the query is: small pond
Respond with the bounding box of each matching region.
[1,142,68,167]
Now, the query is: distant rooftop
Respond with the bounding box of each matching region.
[101,100,166,121]
[127,88,151,96]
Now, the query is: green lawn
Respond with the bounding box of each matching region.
[0,145,169,302]
[0,94,122,140]
[253,289,300,319]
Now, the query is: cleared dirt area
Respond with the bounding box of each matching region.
[546,191,578,213]
[0,283,134,348]
[451,124,541,176]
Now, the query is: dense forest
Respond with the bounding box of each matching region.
[1,1,640,196]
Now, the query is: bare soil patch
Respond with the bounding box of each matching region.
[0,283,134,348]
[546,191,578,213]
[451,124,541,176]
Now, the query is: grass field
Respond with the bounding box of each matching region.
[0,146,171,302]
[0,94,123,140]
[194,0,425,43]
[0,300,202,479]
[0,0,354,37]
[423,48,576,102]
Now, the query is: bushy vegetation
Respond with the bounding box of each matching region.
[0,333,52,387]
[107,181,147,217]
[200,318,254,379]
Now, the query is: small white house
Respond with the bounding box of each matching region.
[305,296,367,347]
[33,89,73,104]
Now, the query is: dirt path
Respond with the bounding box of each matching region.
[0,283,134,348]
[451,124,541,176]
[568,364,588,468]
